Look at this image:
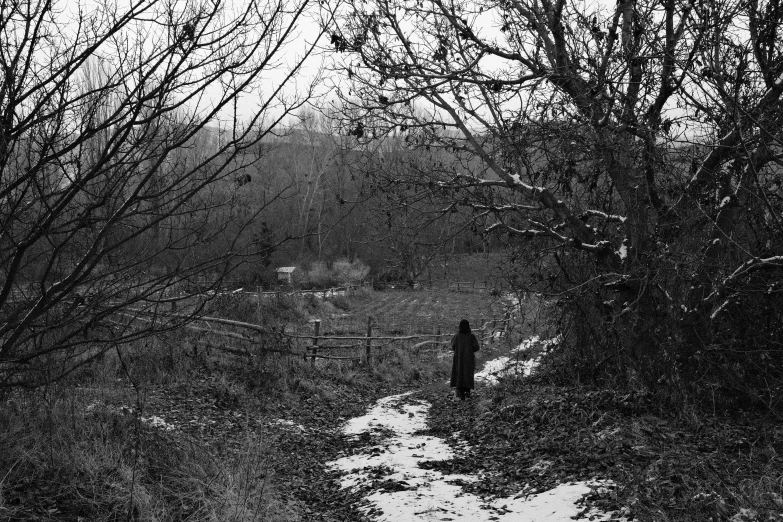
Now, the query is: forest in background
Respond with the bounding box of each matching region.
[203,112,505,287]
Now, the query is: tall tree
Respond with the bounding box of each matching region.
[329,0,783,398]
[0,0,323,387]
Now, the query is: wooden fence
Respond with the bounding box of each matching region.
[121,307,515,368]
[297,312,513,365]
[365,279,503,292]
[251,279,504,295]
[148,279,506,306]
[253,284,360,302]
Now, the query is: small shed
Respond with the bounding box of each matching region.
[275,266,298,284]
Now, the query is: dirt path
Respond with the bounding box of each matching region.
[327,392,614,521]
[325,345,622,522]
[103,339,778,521]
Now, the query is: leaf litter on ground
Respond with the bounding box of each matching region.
[328,393,617,520]
[40,335,782,522]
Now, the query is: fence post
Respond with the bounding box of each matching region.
[256,286,261,322]
[365,316,373,367]
[311,320,320,366]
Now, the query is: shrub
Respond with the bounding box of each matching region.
[305,261,335,288]
[304,258,370,288]
[332,258,370,285]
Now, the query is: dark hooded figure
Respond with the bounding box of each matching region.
[450,319,480,400]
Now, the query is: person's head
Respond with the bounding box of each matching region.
[458,319,471,334]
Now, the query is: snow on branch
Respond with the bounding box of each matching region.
[472,203,539,212]
[721,256,783,288]
[488,217,611,254]
[705,255,783,303]
[582,209,627,223]
[433,174,510,189]
[486,223,548,237]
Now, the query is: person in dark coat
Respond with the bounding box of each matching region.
[450,319,480,400]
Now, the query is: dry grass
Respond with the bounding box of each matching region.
[0,380,295,522]
[0,285,510,520]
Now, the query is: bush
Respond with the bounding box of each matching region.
[304,258,370,288]
[305,261,336,288]
[332,258,370,285]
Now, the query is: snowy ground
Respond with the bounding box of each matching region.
[474,335,561,384]
[328,336,617,521]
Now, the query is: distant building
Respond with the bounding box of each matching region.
[275,266,298,285]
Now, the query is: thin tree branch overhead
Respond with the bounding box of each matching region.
[0,0,322,387]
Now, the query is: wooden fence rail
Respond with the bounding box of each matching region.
[119,305,517,367]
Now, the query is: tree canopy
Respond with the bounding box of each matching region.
[329,0,783,405]
[0,0,320,387]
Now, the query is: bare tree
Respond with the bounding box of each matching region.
[0,0,325,387]
[329,0,783,397]
[282,110,345,258]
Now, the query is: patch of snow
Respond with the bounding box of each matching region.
[342,393,427,436]
[729,508,759,521]
[329,394,618,522]
[142,415,176,431]
[473,356,542,384]
[528,459,554,473]
[719,196,731,208]
[472,335,563,384]
[513,335,560,354]
[475,356,511,384]
[85,402,176,431]
[618,243,628,260]
[272,419,306,431]
[331,433,459,490]
[362,479,612,521]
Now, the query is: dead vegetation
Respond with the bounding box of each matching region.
[0,288,464,521]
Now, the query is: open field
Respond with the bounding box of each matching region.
[320,288,511,336]
[427,252,508,284]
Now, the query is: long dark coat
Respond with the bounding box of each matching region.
[450,332,480,389]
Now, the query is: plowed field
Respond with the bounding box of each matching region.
[319,288,512,337]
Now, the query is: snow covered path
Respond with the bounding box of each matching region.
[328,387,615,521]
